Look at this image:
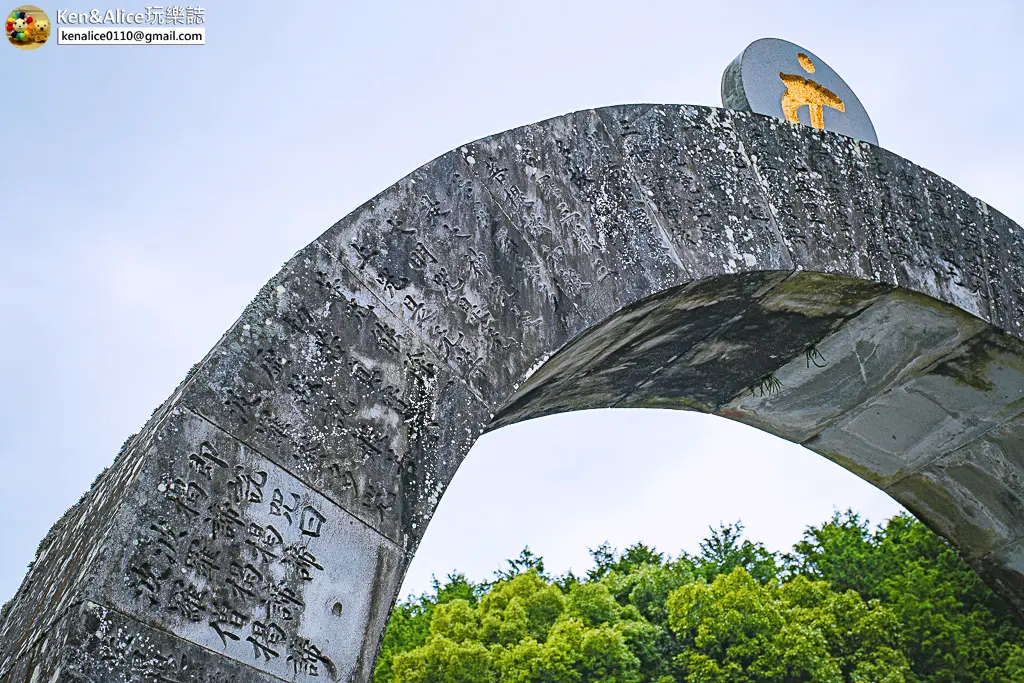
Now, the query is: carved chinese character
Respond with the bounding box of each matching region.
[188,441,228,480]
[418,195,452,222]
[374,321,403,354]
[267,581,305,621]
[386,216,416,234]
[127,649,175,676]
[300,506,326,538]
[227,561,266,601]
[282,306,315,335]
[502,183,525,208]
[313,270,347,299]
[256,347,286,383]
[403,351,437,377]
[486,276,513,306]
[209,600,250,647]
[507,302,542,329]
[323,396,357,430]
[362,482,397,524]
[434,326,464,361]
[431,267,466,300]
[464,248,486,279]
[248,620,287,661]
[289,637,337,677]
[408,241,438,270]
[376,268,411,297]
[271,488,301,525]
[402,293,434,322]
[185,537,221,579]
[168,579,207,622]
[351,241,382,270]
[281,544,324,581]
[127,560,171,605]
[350,361,384,391]
[230,466,268,505]
[309,329,346,366]
[326,466,359,497]
[556,268,591,297]
[344,297,374,320]
[288,373,325,406]
[379,383,412,418]
[159,476,208,518]
[205,502,246,540]
[456,296,492,326]
[139,520,187,571]
[488,165,509,183]
[245,523,284,562]
[482,323,515,352]
[223,388,262,421]
[352,423,395,464]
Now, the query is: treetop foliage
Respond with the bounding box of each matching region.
[374,512,1024,682]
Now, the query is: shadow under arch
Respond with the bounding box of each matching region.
[2,104,1024,681]
[489,271,1024,609]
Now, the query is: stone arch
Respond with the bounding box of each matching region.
[2,104,1023,682]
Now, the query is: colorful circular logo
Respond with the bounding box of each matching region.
[6,5,49,49]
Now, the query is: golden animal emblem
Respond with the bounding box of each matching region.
[779,53,845,129]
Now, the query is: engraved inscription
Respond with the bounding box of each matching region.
[181,248,456,545]
[102,407,404,681]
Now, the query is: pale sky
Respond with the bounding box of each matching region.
[2,1,1022,605]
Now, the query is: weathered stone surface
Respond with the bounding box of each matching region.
[618,272,890,412]
[490,271,794,427]
[722,289,990,443]
[0,401,162,677]
[806,328,1024,487]
[730,112,897,281]
[886,412,1024,560]
[979,538,1024,614]
[8,600,284,682]
[3,104,1023,679]
[983,205,1024,334]
[597,105,793,278]
[72,601,285,682]
[90,406,404,681]
[181,244,490,550]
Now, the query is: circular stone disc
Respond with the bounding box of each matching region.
[722,37,878,145]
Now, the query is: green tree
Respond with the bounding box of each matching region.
[587,542,666,581]
[388,568,645,682]
[666,568,910,682]
[696,522,780,584]
[373,572,481,682]
[494,547,547,582]
[789,512,1024,681]
[391,634,494,683]
[376,514,1024,682]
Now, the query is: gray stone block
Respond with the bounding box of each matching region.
[888,412,1024,560]
[723,289,990,442]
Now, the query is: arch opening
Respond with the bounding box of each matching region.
[400,405,908,601]
[489,271,1024,610]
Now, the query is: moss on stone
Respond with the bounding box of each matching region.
[887,472,1000,558]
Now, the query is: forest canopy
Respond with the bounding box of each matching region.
[373,512,1024,682]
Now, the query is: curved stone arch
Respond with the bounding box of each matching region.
[2,104,1023,681]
